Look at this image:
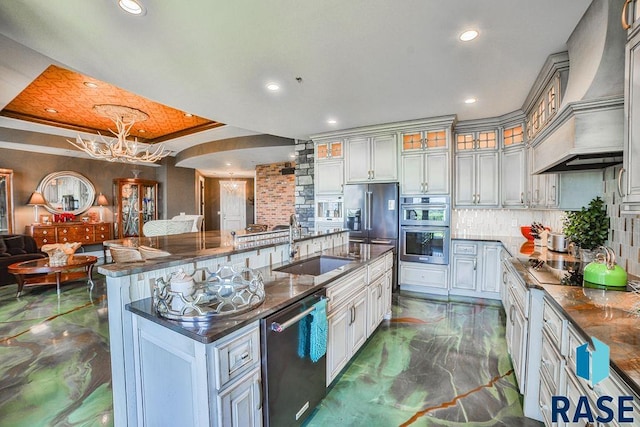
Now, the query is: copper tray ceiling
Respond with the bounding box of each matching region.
[0,64,222,144]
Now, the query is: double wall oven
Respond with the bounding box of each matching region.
[399,195,450,265]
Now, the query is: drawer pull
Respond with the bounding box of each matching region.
[43,230,48,235]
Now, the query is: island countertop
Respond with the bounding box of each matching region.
[98,228,347,277]
[126,242,393,344]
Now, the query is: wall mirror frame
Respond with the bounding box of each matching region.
[0,168,14,234]
[37,171,96,216]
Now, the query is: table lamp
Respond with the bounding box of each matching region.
[96,193,109,222]
[27,191,46,224]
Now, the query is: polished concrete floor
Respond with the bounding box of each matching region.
[0,275,540,426]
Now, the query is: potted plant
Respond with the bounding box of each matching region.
[562,197,609,261]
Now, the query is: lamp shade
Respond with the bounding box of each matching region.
[96,193,109,206]
[27,191,46,206]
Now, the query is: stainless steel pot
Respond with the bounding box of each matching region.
[547,232,569,253]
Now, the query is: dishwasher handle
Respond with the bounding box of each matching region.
[271,306,316,332]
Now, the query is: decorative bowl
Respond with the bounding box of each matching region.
[520,226,534,241]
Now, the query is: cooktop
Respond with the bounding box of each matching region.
[516,256,631,292]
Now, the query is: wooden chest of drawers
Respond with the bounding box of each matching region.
[26,222,112,247]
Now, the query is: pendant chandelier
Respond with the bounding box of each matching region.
[222,173,241,193]
[68,104,172,164]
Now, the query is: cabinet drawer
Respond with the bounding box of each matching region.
[542,298,565,354]
[367,257,386,282]
[507,271,528,317]
[31,227,56,238]
[211,326,260,390]
[452,242,477,255]
[384,252,394,270]
[326,268,367,313]
[540,330,564,392]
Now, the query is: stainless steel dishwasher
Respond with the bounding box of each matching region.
[261,288,327,426]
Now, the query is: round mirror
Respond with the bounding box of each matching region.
[37,171,96,215]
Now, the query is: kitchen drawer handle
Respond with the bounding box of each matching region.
[424,182,428,193]
[520,192,524,204]
[618,167,626,198]
[255,378,263,411]
[623,0,633,30]
[502,269,507,284]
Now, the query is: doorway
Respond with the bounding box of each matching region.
[219,180,247,231]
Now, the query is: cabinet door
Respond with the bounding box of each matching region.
[424,151,449,194]
[350,289,368,355]
[476,151,499,206]
[316,160,344,194]
[367,281,380,337]
[400,154,424,195]
[383,270,392,319]
[501,148,526,207]
[327,304,350,385]
[510,298,528,394]
[480,244,501,294]
[217,367,262,427]
[451,256,477,291]
[624,30,640,210]
[345,136,371,182]
[370,134,397,182]
[454,153,475,206]
[545,174,558,207]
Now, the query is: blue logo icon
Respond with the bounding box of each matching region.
[576,337,609,385]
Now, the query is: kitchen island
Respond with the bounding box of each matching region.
[97,229,394,426]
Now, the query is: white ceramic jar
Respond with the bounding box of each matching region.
[170,269,195,312]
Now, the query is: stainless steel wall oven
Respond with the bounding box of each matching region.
[399,196,450,265]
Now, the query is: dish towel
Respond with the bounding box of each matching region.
[310,298,328,363]
[297,312,309,359]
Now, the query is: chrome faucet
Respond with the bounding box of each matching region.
[289,214,300,259]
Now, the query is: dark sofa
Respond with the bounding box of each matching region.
[0,234,46,285]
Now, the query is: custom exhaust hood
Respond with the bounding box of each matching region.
[532,0,626,174]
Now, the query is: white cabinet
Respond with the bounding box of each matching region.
[367,275,385,335]
[316,160,344,195]
[507,289,528,393]
[399,261,449,295]
[454,151,499,207]
[622,25,640,212]
[400,128,450,195]
[327,287,367,385]
[345,134,398,183]
[501,147,527,207]
[450,241,501,299]
[131,318,262,427]
[401,152,449,195]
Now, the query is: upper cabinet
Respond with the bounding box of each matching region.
[400,128,451,195]
[501,124,528,208]
[315,139,345,195]
[622,15,640,212]
[454,127,499,207]
[345,133,397,183]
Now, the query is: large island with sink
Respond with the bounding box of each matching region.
[98,229,394,426]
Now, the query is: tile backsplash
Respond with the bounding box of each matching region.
[452,208,566,238]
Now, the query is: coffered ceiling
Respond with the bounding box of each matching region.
[0,1,592,175]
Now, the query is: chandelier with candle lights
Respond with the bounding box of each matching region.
[67,104,171,164]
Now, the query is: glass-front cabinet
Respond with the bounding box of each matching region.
[0,169,13,234]
[113,178,158,238]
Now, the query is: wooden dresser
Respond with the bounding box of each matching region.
[25,222,112,247]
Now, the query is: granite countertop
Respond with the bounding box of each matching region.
[494,237,640,396]
[97,228,347,277]
[126,242,393,344]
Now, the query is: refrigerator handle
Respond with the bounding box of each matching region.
[367,191,373,230]
[363,191,368,231]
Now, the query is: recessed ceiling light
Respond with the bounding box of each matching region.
[83,82,98,88]
[464,98,477,104]
[289,152,296,158]
[327,119,337,125]
[118,0,145,16]
[266,83,280,91]
[138,129,146,133]
[459,30,479,42]
[184,113,193,118]
[225,162,232,166]
[44,108,57,113]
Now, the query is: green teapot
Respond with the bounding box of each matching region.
[583,246,627,288]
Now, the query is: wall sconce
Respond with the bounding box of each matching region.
[27,191,46,224]
[96,193,109,222]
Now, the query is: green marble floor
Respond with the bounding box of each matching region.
[0,275,540,427]
[305,294,543,426]
[0,277,112,427]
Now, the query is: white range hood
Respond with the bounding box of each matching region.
[532,0,626,174]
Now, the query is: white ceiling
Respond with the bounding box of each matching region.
[0,0,592,175]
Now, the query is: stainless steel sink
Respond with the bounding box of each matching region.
[274,255,353,276]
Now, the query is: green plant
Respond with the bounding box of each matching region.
[562,197,609,250]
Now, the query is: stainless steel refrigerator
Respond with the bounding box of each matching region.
[344,182,399,246]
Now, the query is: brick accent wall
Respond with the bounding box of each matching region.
[255,162,296,229]
[295,139,315,232]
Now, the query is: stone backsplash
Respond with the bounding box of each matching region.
[452,208,566,238]
[604,165,640,276]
